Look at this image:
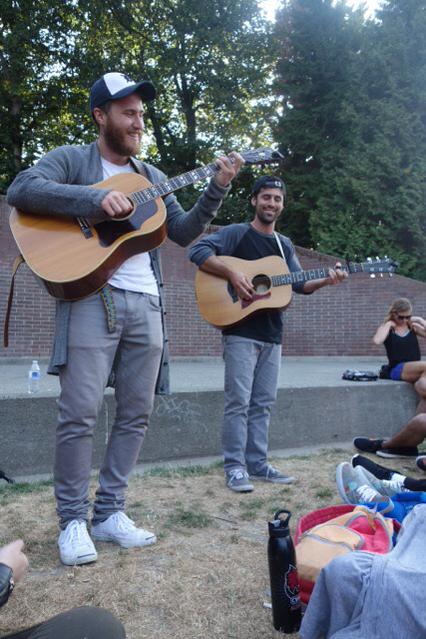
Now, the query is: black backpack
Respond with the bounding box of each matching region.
[342,369,378,382]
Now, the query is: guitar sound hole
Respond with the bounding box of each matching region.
[252,274,271,295]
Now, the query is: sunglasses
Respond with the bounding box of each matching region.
[397,314,411,320]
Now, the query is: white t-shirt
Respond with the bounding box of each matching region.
[101,158,159,295]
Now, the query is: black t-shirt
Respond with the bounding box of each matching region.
[223,226,292,344]
[384,330,421,369]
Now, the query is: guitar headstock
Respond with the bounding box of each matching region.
[358,256,399,277]
[241,148,284,165]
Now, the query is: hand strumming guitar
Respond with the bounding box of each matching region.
[101,190,134,219]
[229,270,255,301]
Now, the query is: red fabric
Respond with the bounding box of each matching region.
[295,504,400,605]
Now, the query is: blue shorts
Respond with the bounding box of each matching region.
[390,362,405,381]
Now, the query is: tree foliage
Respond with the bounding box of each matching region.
[1,0,425,279]
[0,1,81,188]
[0,0,275,201]
[274,0,426,279]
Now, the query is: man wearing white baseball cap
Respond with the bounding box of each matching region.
[7,71,244,565]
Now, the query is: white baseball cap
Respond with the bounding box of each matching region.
[89,72,156,112]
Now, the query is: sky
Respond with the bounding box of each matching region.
[260,0,385,20]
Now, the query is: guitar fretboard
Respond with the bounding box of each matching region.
[131,164,217,205]
[271,263,364,287]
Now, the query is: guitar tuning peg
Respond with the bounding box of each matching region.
[376,256,380,260]
[370,274,376,278]
[389,273,393,277]
[380,273,383,278]
[367,257,372,262]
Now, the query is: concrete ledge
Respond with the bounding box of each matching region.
[0,380,417,477]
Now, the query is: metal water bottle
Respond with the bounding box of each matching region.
[267,509,302,633]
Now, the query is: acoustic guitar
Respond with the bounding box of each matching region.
[9,148,282,301]
[195,255,398,329]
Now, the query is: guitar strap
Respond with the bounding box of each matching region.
[273,231,287,264]
[3,254,25,348]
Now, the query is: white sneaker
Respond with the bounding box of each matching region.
[58,519,98,566]
[91,512,157,548]
[355,485,389,503]
[355,485,395,514]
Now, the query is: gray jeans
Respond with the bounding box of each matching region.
[222,335,281,474]
[54,288,163,527]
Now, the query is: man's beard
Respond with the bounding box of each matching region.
[255,208,280,225]
[103,122,141,158]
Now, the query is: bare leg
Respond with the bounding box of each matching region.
[381,365,426,447]
[383,413,426,448]
[400,364,426,413]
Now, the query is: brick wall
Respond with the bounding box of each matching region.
[1,195,425,359]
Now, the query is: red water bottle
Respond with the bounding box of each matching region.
[267,509,302,633]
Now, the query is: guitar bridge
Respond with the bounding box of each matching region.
[77,217,93,239]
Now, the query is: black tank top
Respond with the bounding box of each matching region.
[384,330,421,369]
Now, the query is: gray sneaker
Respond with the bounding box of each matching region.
[250,465,295,484]
[226,468,254,493]
[336,462,403,505]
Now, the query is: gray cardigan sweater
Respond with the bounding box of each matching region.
[7,141,230,393]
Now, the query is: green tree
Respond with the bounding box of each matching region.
[273,0,364,246]
[0,0,83,191]
[1,0,276,212]
[274,0,426,279]
[312,0,426,278]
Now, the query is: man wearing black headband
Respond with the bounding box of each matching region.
[190,175,346,492]
[7,72,244,563]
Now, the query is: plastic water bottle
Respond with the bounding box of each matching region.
[28,360,41,394]
[267,509,302,633]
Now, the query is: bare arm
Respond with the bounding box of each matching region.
[200,255,254,300]
[411,317,426,338]
[373,320,395,345]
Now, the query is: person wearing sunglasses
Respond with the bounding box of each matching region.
[353,297,426,467]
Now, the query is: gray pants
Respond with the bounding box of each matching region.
[222,335,281,474]
[55,288,163,527]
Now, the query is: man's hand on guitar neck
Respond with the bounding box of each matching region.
[325,262,348,286]
[101,190,134,219]
[214,152,245,187]
[302,261,347,293]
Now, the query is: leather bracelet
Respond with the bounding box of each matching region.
[0,563,14,608]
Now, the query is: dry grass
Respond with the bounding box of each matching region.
[0,451,419,638]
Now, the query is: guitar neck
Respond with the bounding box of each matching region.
[128,147,283,206]
[131,163,218,206]
[271,264,364,287]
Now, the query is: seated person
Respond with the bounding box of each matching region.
[353,298,426,467]
[300,505,426,638]
[0,540,125,639]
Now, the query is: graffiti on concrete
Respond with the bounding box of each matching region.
[154,395,202,426]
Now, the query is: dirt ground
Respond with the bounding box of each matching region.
[0,450,420,639]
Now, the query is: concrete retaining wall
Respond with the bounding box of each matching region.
[1,382,417,477]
